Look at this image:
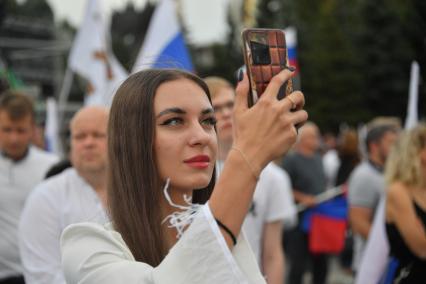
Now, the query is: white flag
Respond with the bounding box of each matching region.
[357,123,368,161]
[405,61,420,129]
[45,97,62,155]
[132,0,193,73]
[68,0,127,106]
[100,54,128,106]
[355,198,389,284]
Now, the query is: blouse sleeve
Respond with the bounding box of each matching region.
[61,204,266,284]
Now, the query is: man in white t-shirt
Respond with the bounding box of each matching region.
[0,91,59,283]
[205,76,296,284]
[242,163,296,261]
[18,106,109,284]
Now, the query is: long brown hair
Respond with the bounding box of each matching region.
[108,69,216,266]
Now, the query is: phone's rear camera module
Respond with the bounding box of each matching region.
[250,40,271,65]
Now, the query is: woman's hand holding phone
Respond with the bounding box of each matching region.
[209,68,306,249]
[208,29,306,249]
[242,28,294,106]
[232,68,307,176]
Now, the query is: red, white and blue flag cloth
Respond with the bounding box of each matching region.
[301,187,348,254]
[285,27,298,72]
[132,0,193,73]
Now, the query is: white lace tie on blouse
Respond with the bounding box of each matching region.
[162,178,203,239]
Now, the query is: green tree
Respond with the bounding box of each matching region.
[396,0,426,120]
[255,0,366,131]
[253,0,424,130]
[358,0,415,122]
[298,0,366,132]
[191,11,244,83]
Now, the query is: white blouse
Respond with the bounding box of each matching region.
[61,204,266,284]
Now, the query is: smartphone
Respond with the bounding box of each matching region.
[241,28,293,107]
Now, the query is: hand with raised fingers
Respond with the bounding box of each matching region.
[232,68,308,176]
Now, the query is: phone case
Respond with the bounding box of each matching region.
[242,28,293,106]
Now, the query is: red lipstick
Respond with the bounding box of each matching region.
[184,155,210,169]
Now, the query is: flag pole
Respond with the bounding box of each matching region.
[57,67,74,129]
[405,61,420,130]
[297,185,345,213]
[45,96,63,156]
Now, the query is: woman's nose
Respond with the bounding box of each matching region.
[188,122,211,146]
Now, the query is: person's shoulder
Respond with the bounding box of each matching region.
[386,182,413,217]
[323,149,338,160]
[263,162,281,175]
[285,151,298,159]
[262,163,290,180]
[62,222,127,245]
[350,161,371,177]
[348,162,372,192]
[29,146,59,164]
[61,222,132,257]
[361,161,379,173]
[44,159,72,179]
[357,162,384,185]
[24,169,72,210]
[35,167,74,191]
[61,222,139,283]
[281,151,298,165]
[62,222,108,239]
[387,182,409,202]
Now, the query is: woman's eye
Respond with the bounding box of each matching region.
[202,117,217,126]
[161,117,183,126]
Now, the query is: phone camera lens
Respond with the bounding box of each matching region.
[250,40,271,65]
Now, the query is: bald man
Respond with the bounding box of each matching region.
[281,122,329,284]
[18,107,109,284]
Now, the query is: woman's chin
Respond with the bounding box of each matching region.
[165,172,213,193]
[189,171,214,187]
[192,178,211,190]
[180,177,211,191]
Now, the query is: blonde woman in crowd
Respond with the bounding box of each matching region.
[384,123,426,283]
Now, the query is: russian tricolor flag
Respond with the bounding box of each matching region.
[284,27,298,72]
[301,192,348,254]
[132,0,193,73]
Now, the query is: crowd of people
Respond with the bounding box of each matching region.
[0,67,425,284]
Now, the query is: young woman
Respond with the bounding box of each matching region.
[385,124,426,283]
[61,68,307,283]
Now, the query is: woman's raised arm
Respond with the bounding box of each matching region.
[209,69,307,247]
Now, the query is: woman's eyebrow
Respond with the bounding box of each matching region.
[201,108,214,115]
[157,107,214,118]
[156,107,185,118]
